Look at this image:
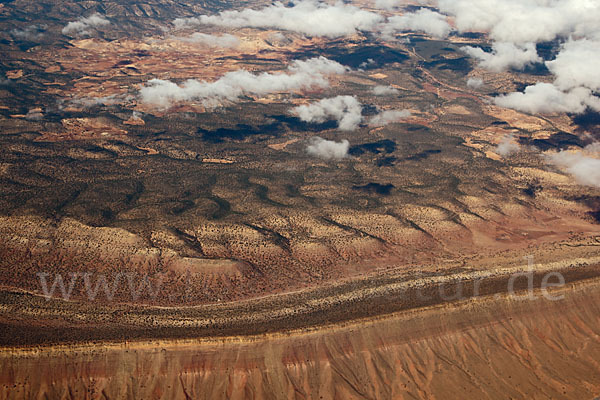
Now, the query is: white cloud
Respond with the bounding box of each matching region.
[163,0,600,116]
[584,142,600,157]
[139,57,347,109]
[359,58,375,69]
[372,85,399,95]
[170,0,599,47]
[496,135,520,156]
[547,38,600,92]
[466,77,483,89]
[432,0,600,114]
[546,147,600,187]
[11,25,46,41]
[25,109,43,121]
[369,109,411,126]
[292,95,363,131]
[462,42,541,72]
[382,9,451,39]
[500,38,600,114]
[306,137,350,160]
[374,0,400,10]
[170,33,240,48]
[174,1,383,38]
[494,83,600,114]
[62,13,110,36]
[437,0,600,44]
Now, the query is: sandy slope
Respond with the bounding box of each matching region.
[2,279,600,400]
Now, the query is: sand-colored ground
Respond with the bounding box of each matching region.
[2,278,599,399]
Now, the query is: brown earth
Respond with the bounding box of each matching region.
[2,278,600,399]
[2,2,600,397]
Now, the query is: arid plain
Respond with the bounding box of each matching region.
[1,0,600,398]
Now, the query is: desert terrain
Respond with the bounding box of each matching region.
[2,279,600,399]
[0,0,599,398]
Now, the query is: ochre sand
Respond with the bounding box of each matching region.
[2,279,600,399]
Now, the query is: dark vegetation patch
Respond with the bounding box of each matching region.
[113,60,133,68]
[84,144,118,158]
[199,122,282,143]
[17,43,38,51]
[573,195,600,224]
[522,183,542,197]
[518,131,584,151]
[353,183,395,195]
[522,63,549,76]
[571,111,600,137]
[403,5,439,12]
[293,44,409,69]
[268,115,338,132]
[410,69,424,80]
[349,139,396,156]
[376,156,397,167]
[197,112,338,143]
[360,104,379,117]
[515,82,529,92]
[403,149,441,161]
[60,178,149,226]
[424,57,473,73]
[170,200,195,216]
[456,32,485,39]
[100,208,115,221]
[238,175,289,208]
[206,194,232,220]
[536,40,563,61]
[404,124,431,133]
[245,223,291,253]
